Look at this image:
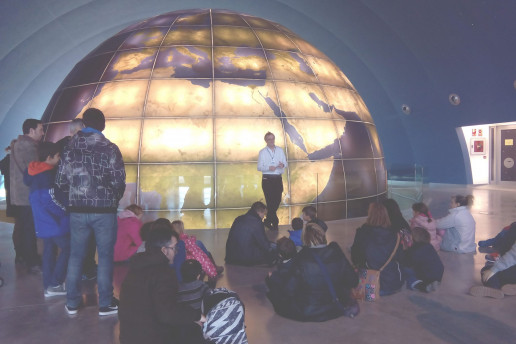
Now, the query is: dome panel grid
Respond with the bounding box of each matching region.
[42,9,386,228]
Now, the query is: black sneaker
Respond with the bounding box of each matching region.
[65,304,80,315]
[99,298,119,316]
[82,270,97,281]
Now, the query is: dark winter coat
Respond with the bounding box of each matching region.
[55,128,125,213]
[266,243,358,322]
[23,162,69,238]
[225,209,273,265]
[119,251,201,344]
[402,242,444,283]
[351,224,404,294]
[0,154,15,217]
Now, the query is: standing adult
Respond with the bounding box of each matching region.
[56,118,84,152]
[225,201,276,266]
[0,147,15,218]
[257,132,287,230]
[57,118,97,280]
[10,119,44,272]
[56,108,126,316]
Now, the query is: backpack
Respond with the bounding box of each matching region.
[202,288,248,344]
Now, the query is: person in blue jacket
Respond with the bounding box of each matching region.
[288,217,304,248]
[23,142,70,297]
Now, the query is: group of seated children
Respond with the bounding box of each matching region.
[287,206,327,249]
[115,215,224,287]
[264,199,446,322]
[118,219,247,344]
[119,220,248,344]
[266,223,359,322]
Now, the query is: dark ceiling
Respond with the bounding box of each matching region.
[1,0,515,183]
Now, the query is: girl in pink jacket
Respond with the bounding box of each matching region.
[410,202,442,251]
[171,220,223,281]
[114,204,143,262]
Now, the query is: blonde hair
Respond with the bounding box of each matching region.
[365,202,391,228]
[125,204,143,217]
[302,223,327,246]
[171,220,185,235]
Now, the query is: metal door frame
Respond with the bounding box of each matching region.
[493,124,516,184]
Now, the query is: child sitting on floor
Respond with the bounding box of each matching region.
[177,259,211,311]
[171,220,224,285]
[267,237,297,278]
[265,237,297,309]
[302,206,328,232]
[402,227,444,293]
[114,204,143,262]
[135,221,153,254]
[288,217,304,248]
[410,202,441,251]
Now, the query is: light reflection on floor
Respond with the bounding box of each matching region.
[0,183,515,344]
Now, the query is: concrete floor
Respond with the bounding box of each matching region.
[1,184,515,344]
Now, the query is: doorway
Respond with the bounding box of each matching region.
[494,125,516,183]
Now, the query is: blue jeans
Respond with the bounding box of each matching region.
[42,234,70,289]
[66,213,117,308]
[196,240,209,256]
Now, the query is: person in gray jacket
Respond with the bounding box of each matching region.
[470,241,516,299]
[9,119,44,272]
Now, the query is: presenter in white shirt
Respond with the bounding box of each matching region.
[257,132,287,230]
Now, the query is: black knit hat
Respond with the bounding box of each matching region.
[83,108,105,132]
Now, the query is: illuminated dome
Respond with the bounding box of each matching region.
[42,9,387,229]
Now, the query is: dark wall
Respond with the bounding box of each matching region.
[1,0,516,183]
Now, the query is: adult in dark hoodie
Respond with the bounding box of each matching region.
[225,201,276,266]
[119,222,204,344]
[55,109,126,315]
[351,202,404,295]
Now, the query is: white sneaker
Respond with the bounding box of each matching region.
[501,284,516,296]
[469,285,504,299]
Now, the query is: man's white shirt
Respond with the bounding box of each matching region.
[257,146,287,175]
